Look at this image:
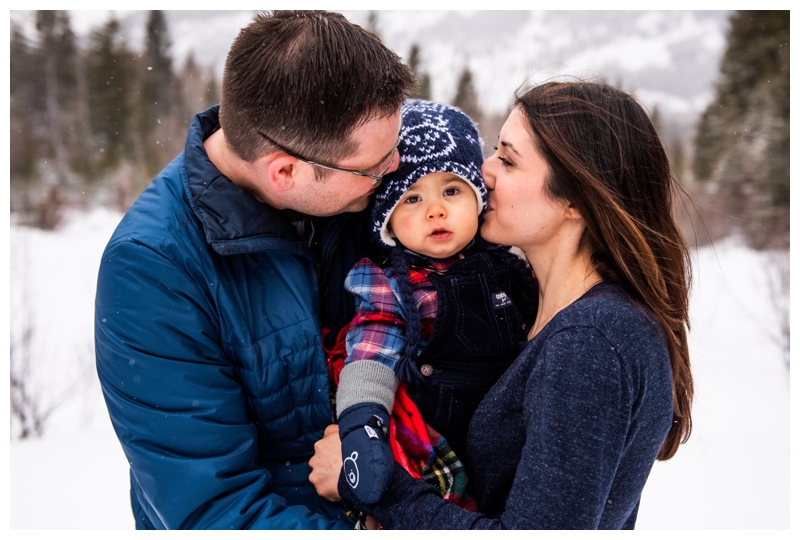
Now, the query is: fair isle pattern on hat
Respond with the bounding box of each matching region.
[371,99,487,248]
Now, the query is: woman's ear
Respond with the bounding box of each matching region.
[564,201,582,221]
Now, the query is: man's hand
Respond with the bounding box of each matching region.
[309,424,343,501]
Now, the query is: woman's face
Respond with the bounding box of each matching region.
[480,107,574,254]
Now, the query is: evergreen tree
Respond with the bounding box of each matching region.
[407,43,431,101]
[85,16,135,170]
[649,105,664,137]
[178,54,219,124]
[693,10,789,248]
[10,22,39,185]
[669,134,686,181]
[52,13,79,116]
[366,11,381,40]
[35,10,78,165]
[138,10,178,175]
[648,104,690,183]
[143,10,174,115]
[205,66,220,107]
[26,10,82,227]
[452,66,483,126]
[45,11,90,174]
[178,52,204,125]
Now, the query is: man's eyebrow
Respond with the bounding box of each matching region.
[362,123,402,171]
[365,146,395,172]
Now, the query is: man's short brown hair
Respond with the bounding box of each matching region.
[219,11,415,164]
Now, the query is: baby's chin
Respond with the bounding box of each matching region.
[417,249,460,259]
[415,240,472,260]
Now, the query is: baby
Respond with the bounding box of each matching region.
[333,100,535,505]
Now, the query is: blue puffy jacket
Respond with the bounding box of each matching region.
[95,106,374,529]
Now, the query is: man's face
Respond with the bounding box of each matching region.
[284,112,402,216]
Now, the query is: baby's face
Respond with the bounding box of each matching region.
[388,172,479,259]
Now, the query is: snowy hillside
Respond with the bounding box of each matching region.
[9,209,789,529]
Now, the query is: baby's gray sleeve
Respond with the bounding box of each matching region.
[336,361,399,418]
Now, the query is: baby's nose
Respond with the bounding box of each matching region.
[427,204,446,219]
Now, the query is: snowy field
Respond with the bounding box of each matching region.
[9,208,790,530]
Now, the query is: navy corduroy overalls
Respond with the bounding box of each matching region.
[406,250,529,463]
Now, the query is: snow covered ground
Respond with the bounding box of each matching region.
[8,209,790,530]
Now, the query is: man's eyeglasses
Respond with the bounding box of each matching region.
[258,130,398,186]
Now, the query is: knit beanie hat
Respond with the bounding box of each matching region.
[371,99,487,248]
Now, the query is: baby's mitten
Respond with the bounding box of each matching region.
[338,402,393,504]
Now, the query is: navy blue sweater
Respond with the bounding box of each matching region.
[340,282,674,529]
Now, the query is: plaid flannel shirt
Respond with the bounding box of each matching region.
[344,256,460,369]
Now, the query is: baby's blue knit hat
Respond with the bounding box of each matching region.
[371,99,486,248]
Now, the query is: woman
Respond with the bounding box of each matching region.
[309,81,693,529]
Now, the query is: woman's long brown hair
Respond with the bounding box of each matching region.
[515,81,692,460]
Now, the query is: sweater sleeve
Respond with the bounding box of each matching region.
[339,325,631,529]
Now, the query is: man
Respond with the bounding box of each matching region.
[95,11,414,529]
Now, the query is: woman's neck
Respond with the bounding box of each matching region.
[525,243,602,340]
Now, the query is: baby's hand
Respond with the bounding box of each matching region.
[338,402,394,504]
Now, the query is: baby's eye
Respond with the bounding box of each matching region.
[403,195,421,204]
[443,187,460,197]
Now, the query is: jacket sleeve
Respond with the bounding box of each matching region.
[95,239,351,530]
[339,326,631,529]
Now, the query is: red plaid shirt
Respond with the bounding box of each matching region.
[344,256,460,369]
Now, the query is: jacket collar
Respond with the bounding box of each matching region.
[183,105,316,260]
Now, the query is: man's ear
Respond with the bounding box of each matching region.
[261,154,300,193]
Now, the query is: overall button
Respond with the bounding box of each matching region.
[420,364,434,377]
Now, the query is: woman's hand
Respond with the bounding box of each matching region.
[365,515,381,530]
[309,424,343,501]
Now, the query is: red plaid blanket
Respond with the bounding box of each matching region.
[324,325,476,511]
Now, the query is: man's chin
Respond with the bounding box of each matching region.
[340,197,370,214]
[305,197,369,217]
